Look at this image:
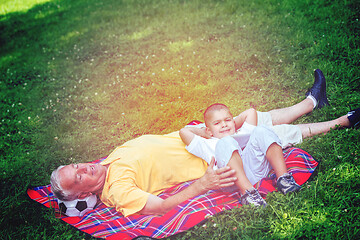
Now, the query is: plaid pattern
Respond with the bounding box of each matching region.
[27,147,318,239]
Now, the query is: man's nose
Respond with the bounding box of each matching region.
[77,165,87,173]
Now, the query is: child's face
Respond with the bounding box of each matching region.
[206,109,236,138]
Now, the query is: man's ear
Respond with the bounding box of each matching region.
[78,192,92,199]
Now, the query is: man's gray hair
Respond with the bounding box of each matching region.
[50,165,78,201]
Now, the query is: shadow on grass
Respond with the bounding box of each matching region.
[1,0,359,239]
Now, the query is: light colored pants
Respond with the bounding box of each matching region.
[257,111,303,149]
[215,125,282,185]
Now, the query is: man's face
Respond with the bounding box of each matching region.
[59,163,107,198]
[206,109,236,139]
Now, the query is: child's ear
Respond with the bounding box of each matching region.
[78,192,92,199]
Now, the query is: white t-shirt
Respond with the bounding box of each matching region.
[185,122,255,169]
[185,123,280,185]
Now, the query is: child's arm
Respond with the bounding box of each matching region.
[234,108,257,130]
[179,127,211,146]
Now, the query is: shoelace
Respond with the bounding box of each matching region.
[248,190,261,202]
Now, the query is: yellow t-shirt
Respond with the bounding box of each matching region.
[100,131,208,217]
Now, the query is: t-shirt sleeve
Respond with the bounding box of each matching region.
[105,178,150,217]
[185,135,216,168]
[101,165,151,217]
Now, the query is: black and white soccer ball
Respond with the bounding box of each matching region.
[57,194,97,217]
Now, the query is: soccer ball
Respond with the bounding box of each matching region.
[57,194,98,217]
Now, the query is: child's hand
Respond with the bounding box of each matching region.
[199,157,237,191]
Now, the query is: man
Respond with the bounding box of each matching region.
[51,69,360,216]
[51,133,237,217]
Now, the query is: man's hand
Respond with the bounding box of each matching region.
[139,157,237,216]
[199,157,237,192]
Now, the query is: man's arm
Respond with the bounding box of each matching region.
[179,127,211,146]
[139,158,236,216]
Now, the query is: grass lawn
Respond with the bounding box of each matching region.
[1,0,359,239]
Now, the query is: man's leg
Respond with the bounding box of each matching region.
[298,115,350,138]
[268,98,314,125]
[265,107,358,147]
[268,69,329,125]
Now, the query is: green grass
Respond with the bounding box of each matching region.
[0,0,359,239]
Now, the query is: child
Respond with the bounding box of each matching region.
[179,104,301,207]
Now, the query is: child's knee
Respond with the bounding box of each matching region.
[215,136,239,168]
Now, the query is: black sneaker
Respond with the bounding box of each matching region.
[305,69,330,109]
[348,108,360,129]
[276,173,301,195]
[240,187,267,207]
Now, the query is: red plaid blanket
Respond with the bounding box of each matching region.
[27,147,318,239]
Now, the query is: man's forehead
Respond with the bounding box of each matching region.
[59,164,76,189]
